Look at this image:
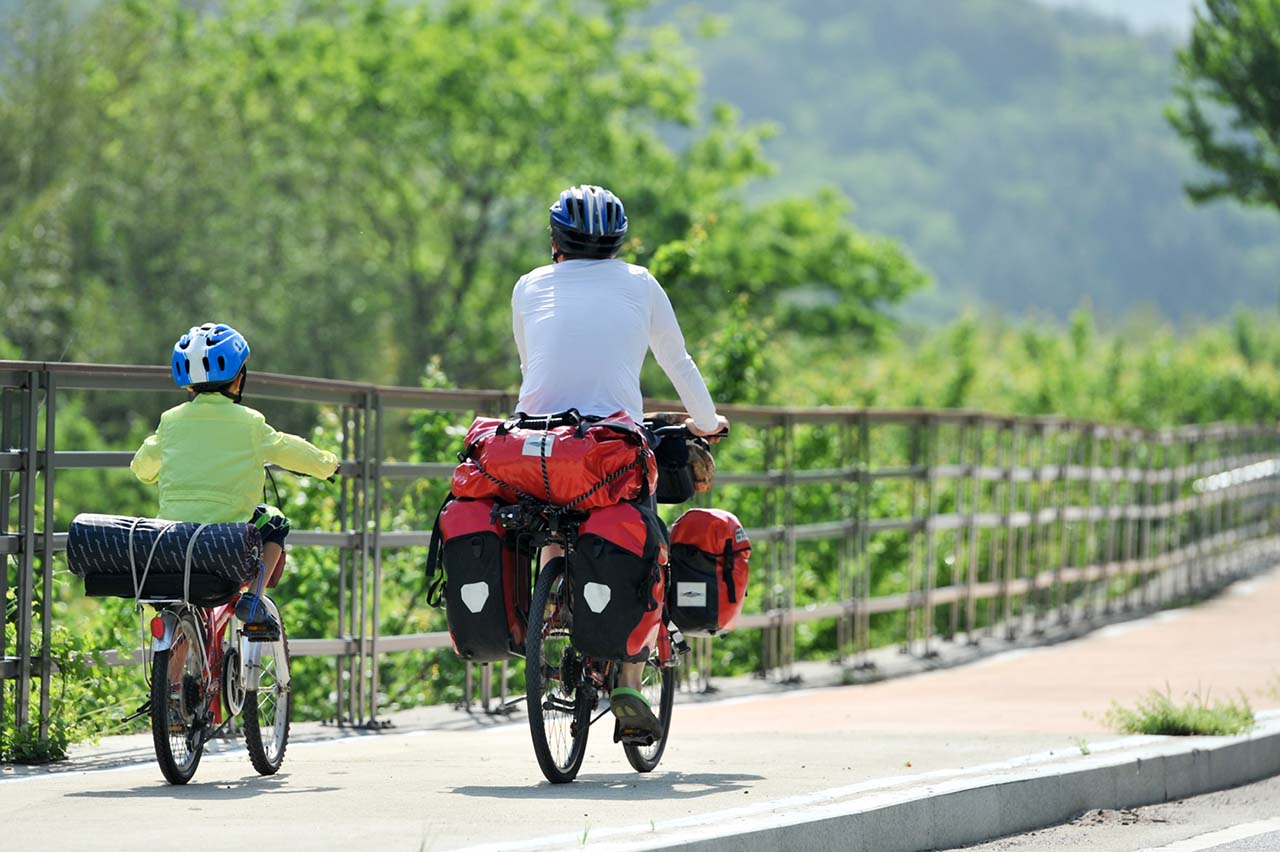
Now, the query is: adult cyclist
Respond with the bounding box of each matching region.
[511,184,728,740]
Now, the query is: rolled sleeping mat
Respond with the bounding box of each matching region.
[66,513,263,606]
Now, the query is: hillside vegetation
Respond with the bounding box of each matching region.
[659,0,1280,321]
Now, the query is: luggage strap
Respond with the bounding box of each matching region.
[722,539,739,603]
[424,496,453,608]
[127,518,178,608]
[181,524,210,604]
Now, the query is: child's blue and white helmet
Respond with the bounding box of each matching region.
[171,323,251,388]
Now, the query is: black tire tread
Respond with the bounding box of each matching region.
[243,628,292,776]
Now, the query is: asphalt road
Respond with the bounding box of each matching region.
[5,566,1280,851]
[939,776,1280,852]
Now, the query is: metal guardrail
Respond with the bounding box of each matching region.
[3,361,1279,740]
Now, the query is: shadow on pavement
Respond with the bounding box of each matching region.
[64,773,341,800]
[451,771,764,800]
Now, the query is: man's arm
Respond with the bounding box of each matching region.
[512,279,528,375]
[647,277,720,433]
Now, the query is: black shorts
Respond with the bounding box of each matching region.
[250,504,291,548]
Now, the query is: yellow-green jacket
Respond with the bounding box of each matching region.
[131,393,339,524]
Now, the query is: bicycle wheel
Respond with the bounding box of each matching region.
[525,557,592,784]
[150,610,206,784]
[243,602,292,776]
[623,657,675,772]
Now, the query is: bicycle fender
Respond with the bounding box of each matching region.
[151,611,180,652]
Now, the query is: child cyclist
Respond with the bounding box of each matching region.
[130,323,339,636]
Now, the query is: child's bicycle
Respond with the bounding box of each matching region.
[137,582,291,784]
[503,420,725,784]
[69,467,323,784]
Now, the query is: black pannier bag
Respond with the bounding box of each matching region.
[652,431,696,504]
[66,513,262,607]
[430,498,530,662]
[569,500,667,663]
[667,508,751,636]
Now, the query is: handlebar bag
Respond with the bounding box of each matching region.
[436,497,530,662]
[66,513,262,607]
[667,508,751,636]
[451,409,656,511]
[569,500,666,663]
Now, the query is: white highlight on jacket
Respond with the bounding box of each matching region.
[512,259,719,432]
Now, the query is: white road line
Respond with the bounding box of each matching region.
[1133,818,1280,852]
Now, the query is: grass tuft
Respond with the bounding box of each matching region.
[1104,687,1254,736]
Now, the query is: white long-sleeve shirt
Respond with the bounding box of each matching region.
[512,259,719,432]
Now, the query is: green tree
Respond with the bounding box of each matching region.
[1169,0,1280,210]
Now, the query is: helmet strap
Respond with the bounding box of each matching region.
[220,366,248,404]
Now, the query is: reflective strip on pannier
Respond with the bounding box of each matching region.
[434,498,530,662]
[667,508,750,636]
[451,409,656,510]
[66,513,263,607]
[569,500,666,663]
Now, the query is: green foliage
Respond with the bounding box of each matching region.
[1169,0,1280,211]
[0,0,922,387]
[2,582,139,763]
[1104,686,1255,736]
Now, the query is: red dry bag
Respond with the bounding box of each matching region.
[451,409,656,510]
[667,508,750,636]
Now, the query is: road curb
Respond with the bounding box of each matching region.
[575,716,1280,852]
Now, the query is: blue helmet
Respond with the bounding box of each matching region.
[171,323,250,388]
[549,185,628,259]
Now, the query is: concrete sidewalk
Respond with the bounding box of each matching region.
[4,565,1280,852]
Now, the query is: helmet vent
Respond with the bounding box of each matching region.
[217,355,225,372]
[202,356,210,373]
[183,358,190,375]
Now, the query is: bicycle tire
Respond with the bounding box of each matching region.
[150,611,206,785]
[525,557,592,784]
[243,620,291,776]
[623,659,675,772]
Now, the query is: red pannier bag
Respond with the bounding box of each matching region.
[428,498,530,662]
[569,501,667,663]
[451,410,656,510]
[667,508,750,636]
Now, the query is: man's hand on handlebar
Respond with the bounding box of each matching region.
[686,414,730,442]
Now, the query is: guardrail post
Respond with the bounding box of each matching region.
[855,412,872,665]
[964,418,982,640]
[838,416,855,661]
[1000,421,1018,640]
[38,371,55,739]
[1137,432,1155,611]
[780,414,797,680]
[369,391,386,726]
[921,415,938,656]
[336,403,352,725]
[15,371,37,729]
[1,386,12,737]
[1083,426,1101,621]
[1053,424,1073,626]
[1025,423,1045,633]
[904,418,921,653]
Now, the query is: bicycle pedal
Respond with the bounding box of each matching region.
[617,728,657,746]
[242,622,280,642]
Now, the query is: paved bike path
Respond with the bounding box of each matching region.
[5,566,1280,852]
